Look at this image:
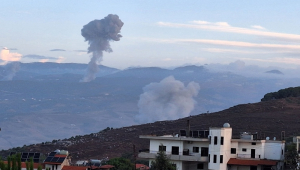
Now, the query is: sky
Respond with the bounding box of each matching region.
[1,0,300,69]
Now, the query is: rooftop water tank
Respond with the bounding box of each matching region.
[223,123,230,128]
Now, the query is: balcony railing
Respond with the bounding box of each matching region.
[138,150,208,162]
[237,154,261,159]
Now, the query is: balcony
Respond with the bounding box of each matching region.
[237,154,261,159]
[138,151,208,162]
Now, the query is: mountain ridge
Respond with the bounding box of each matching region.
[1,97,299,161]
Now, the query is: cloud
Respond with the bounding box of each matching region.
[8,48,18,51]
[50,49,66,51]
[157,21,300,41]
[39,59,49,63]
[56,56,65,63]
[0,49,22,65]
[73,50,88,52]
[23,54,58,60]
[159,38,300,51]
[241,57,300,65]
[202,48,253,54]
[251,25,265,30]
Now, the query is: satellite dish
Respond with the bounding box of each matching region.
[266,137,270,140]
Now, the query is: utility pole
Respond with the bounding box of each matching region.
[133,144,136,170]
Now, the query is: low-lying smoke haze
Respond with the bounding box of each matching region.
[0,48,22,80]
[1,62,20,81]
[136,76,200,123]
[80,14,124,82]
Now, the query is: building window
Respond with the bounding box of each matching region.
[208,154,210,162]
[213,155,217,163]
[209,136,211,144]
[231,148,236,154]
[250,166,257,170]
[220,155,223,163]
[252,142,256,145]
[242,148,247,152]
[201,147,208,156]
[172,146,179,155]
[214,136,218,145]
[220,137,224,145]
[193,147,199,153]
[159,145,166,152]
[197,163,204,169]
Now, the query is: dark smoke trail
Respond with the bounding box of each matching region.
[81,14,124,82]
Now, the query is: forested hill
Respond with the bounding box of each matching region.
[261,86,300,101]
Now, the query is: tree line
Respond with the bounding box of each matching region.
[0,154,43,170]
[261,86,300,101]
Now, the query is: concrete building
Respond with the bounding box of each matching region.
[138,123,285,170]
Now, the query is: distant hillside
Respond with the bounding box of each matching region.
[1,97,300,161]
[261,86,300,101]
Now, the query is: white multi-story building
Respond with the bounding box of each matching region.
[138,123,285,170]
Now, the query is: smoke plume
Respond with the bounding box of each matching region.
[135,76,200,123]
[1,62,20,81]
[81,14,124,82]
[0,48,22,80]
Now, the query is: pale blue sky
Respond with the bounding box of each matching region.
[1,0,300,69]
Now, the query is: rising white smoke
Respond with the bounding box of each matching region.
[2,62,20,81]
[80,14,124,82]
[0,48,22,80]
[135,76,200,123]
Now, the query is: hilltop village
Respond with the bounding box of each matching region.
[1,120,299,170]
[2,89,300,170]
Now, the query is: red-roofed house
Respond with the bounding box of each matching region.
[136,164,149,170]
[98,165,114,170]
[62,166,87,170]
[3,161,44,170]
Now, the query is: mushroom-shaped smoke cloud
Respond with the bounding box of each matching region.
[81,14,124,82]
[135,76,200,123]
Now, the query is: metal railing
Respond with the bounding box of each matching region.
[237,154,261,159]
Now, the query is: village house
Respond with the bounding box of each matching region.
[138,122,285,170]
[3,150,114,170]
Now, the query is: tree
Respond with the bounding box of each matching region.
[7,156,11,170]
[105,157,134,170]
[25,161,29,170]
[150,149,175,170]
[16,154,21,170]
[29,158,33,170]
[285,143,299,170]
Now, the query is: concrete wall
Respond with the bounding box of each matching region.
[264,142,285,160]
[208,127,232,170]
[182,141,209,156]
[237,142,263,159]
[150,139,183,155]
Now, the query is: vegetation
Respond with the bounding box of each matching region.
[150,149,175,170]
[0,153,25,170]
[105,157,134,170]
[261,87,300,101]
[285,143,299,170]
